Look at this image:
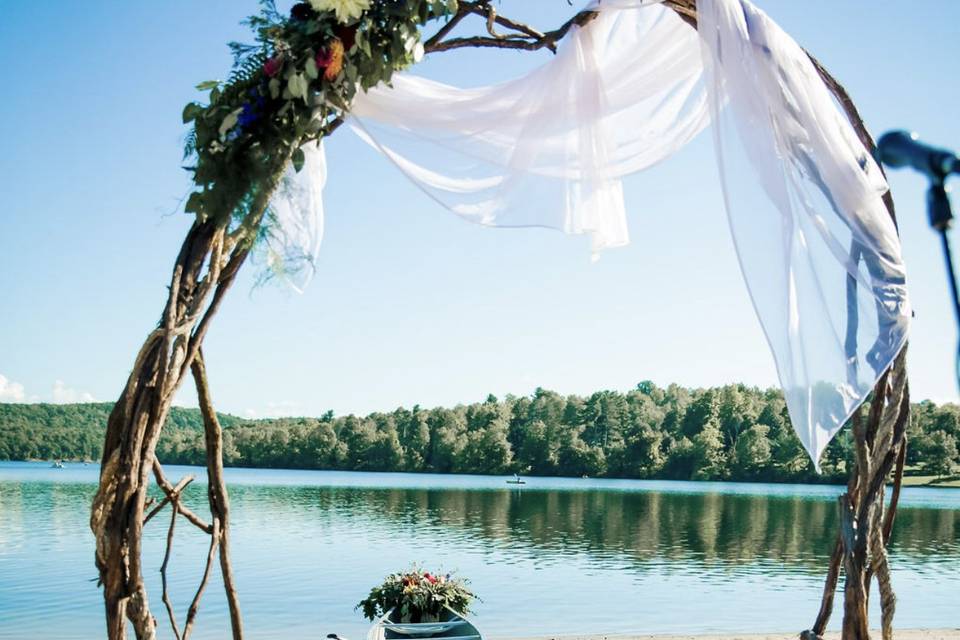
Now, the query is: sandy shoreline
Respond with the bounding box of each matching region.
[504,630,960,640]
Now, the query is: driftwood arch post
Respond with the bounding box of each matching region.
[91,2,910,639]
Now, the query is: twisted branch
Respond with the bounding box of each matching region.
[144,474,194,527]
[160,504,182,640]
[424,6,597,53]
[192,350,244,639]
[182,518,222,640]
[152,462,212,533]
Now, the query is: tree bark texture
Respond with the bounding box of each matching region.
[90,145,294,639]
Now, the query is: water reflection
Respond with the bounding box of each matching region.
[1,465,958,640]
[213,484,960,576]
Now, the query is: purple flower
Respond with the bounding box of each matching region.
[237,103,259,129]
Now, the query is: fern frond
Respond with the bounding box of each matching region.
[228,41,260,66]
[215,50,270,107]
[183,130,198,160]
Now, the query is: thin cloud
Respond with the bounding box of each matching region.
[243,401,302,419]
[0,374,26,402]
[52,380,96,404]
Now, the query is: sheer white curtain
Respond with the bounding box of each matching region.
[697,0,909,466]
[263,141,326,293]
[270,0,910,467]
[349,2,709,258]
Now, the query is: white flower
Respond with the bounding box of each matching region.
[309,0,370,24]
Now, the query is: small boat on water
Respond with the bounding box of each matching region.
[366,607,482,640]
[50,461,64,469]
[505,473,525,485]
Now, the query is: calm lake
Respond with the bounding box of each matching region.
[0,462,958,639]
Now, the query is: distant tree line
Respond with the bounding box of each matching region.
[0,403,243,463]
[1,383,957,482]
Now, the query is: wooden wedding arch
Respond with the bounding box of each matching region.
[90,2,910,639]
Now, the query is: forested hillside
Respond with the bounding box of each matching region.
[1,383,957,482]
[0,402,242,462]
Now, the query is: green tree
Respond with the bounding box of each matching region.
[370,418,404,471]
[428,409,466,472]
[663,436,696,479]
[557,424,606,477]
[457,416,513,474]
[680,390,718,440]
[732,423,772,479]
[337,416,377,470]
[516,419,559,475]
[692,418,725,480]
[922,431,958,478]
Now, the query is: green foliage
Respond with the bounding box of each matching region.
[2,388,958,484]
[356,566,475,622]
[0,403,239,462]
[179,0,456,235]
[692,417,725,480]
[732,423,772,479]
[921,431,958,477]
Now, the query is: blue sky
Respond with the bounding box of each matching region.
[1,1,958,418]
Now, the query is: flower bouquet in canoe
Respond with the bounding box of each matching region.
[358,567,482,640]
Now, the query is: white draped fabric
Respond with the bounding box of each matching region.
[349,2,708,258]
[269,0,910,467]
[263,141,326,293]
[696,0,909,467]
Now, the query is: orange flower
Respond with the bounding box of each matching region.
[321,38,344,81]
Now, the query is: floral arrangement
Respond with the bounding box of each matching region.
[179,0,456,262]
[357,567,477,623]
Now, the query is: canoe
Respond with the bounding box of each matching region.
[367,607,482,640]
[505,480,525,485]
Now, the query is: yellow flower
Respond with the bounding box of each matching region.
[309,0,370,24]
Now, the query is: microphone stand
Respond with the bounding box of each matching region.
[877,129,960,391]
[927,178,960,389]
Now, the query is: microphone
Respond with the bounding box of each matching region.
[876,130,960,179]
[878,129,960,392]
